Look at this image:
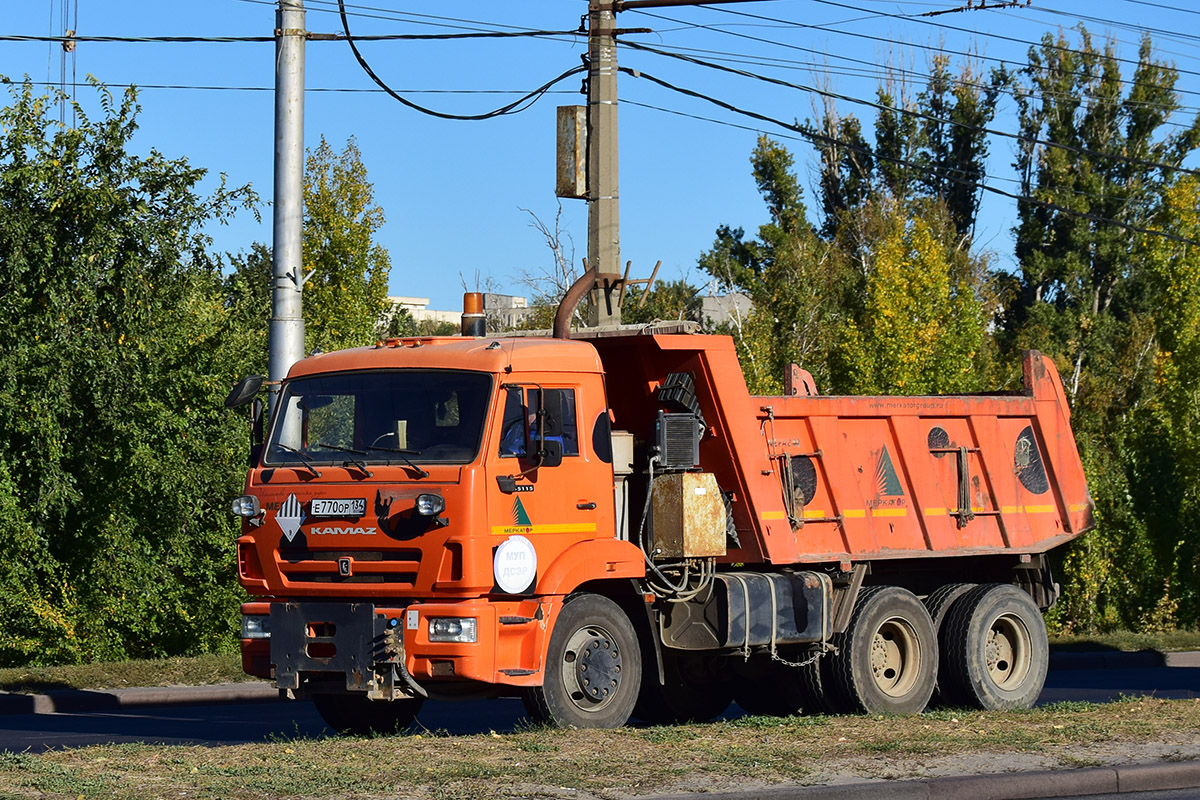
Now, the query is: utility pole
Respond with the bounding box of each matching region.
[577,0,779,328]
[586,2,622,328]
[269,0,307,411]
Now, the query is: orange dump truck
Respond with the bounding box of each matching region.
[228,298,1092,732]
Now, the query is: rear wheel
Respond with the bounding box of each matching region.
[923,583,977,705]
[522,593,641,729]
[311,693,423,736]
[939,584,1048,710]
[824,586,937,715]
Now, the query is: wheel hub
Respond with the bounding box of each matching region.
[572,631,622,702]
[869,618,919,697]
[985,614,1030,689]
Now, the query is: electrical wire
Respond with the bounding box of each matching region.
[619,65,1200,249]
[2,79,577,96]
[626,24,1200,127]
[335,0,583,121]
[806,0,1200,83]
[693,4,1200,102]
[0,30,579,43]
[1119,0,1200,16]
[622,38,1200,181]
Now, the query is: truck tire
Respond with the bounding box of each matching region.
[938,584,1048,710]
[311,693,423,736]
[634,664,732,724]
[522,593,641,729]
[923,582,977,705]
[923,583,976,634]
[824,586,937,715]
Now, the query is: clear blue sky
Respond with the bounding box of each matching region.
[3,1,1199,311]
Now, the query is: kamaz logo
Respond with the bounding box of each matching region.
[310,526,378,536]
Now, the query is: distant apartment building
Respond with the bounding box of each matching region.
[383,293,535,332]
[382,288,751,332]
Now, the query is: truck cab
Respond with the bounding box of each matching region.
[235,336,645,731]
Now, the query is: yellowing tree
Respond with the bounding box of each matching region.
[302,135,391,352]
[833,197,987,395]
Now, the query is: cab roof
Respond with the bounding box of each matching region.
[286,335,605,380]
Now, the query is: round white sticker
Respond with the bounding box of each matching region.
[493,535,537,594]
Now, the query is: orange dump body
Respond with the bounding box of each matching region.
[590,333,1094,567]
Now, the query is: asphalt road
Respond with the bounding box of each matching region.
[1,661,1196,754]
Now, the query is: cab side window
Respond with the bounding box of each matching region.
[498,387,579,457]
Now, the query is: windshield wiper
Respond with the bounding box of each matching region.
[365,445,430,479]
[273,444,323,478]
[316,443,374,478]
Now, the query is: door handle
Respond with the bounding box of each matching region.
[576,502,597,510]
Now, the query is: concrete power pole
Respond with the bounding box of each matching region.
[269,0,307,410]
[586,2,622,328]
[578,0,778,328]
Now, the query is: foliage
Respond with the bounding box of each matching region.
[831,196,987,395]
[1003,29,1200,632]
[699,133,989,397]
[621,279,703,325]
[699,136,843,394]
[301,135,391,353]
[0,80,258,665]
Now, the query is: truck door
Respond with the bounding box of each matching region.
[485,378,615,595]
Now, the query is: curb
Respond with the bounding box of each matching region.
[0,682,280,715]
[646,761,1200,800]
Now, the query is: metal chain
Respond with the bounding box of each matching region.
[769,642,837,669]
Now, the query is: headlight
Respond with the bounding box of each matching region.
[241,615,270,639]
[231,495,261,518]
[416,493,445,516]
[428,617,477,643]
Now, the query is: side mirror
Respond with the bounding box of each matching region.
[537,438,563,469]
[226,375,264,409]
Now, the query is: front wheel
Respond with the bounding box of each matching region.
[938,584,1048,710]
[311,693,423,736]
[522,593,642,729]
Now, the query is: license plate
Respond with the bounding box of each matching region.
[310,498,367,518]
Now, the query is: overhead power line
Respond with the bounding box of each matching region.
[621,39,1200,181]
[335,0,583,120]
[619,65,1200,249]
[2,78,575,96]
[694,5,1200,102]
[0,29,579,44]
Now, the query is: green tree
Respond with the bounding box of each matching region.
[1004,29,1200,632]
[0,80,258,665]
[699,136,843,394]
[302,135,391,352]
[622,279,703,325]
[812,56,1001,240]
[832,196,988,395]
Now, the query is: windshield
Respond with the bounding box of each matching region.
[265,370,493,467]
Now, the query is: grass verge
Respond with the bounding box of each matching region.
[0,696,1197,799]
[0,654,251,694]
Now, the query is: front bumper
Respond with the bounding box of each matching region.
[240,596,561,698]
